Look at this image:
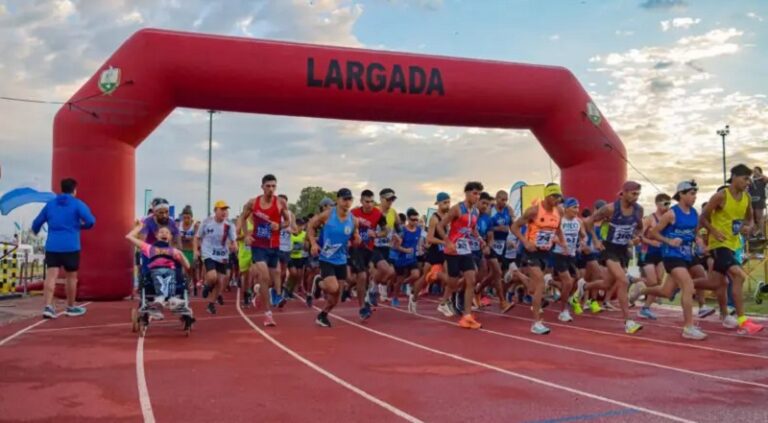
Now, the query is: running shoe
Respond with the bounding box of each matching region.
[682,325,707,340]
[341,288,351,303]
[408,294,417,314]
[359,305,372,321]
[391,297,400,308]
[558,310,573,322]
[737,319,764,336]
[603,302,619,312]
[316,311,331,328]
[264,312,276,327]
[206,303,216,315]
[570,295,583,315]
[624,319,642,334]
[530,321,551,335]
[628,281,646,304]
[65,306,87,317]
[722,315,738,329]
[42,305,56,319]
[437,301,455,317]
[589,300,602,314]
[458,314,482,329]
[217,294,224,306]
[697,305,715,319]
[638,306,657,320]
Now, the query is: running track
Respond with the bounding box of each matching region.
[1,291,767,423]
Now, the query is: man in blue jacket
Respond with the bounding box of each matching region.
[32,178,96,319]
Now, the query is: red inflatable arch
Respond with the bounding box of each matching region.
[53,29,626,300]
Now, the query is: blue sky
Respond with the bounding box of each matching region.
[0,0,766,237]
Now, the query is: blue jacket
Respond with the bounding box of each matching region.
[32,194,96,252]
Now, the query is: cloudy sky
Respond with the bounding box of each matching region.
[1,0,766,235]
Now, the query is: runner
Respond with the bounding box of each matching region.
[471,192,492,310]
[583,182,644,334]
[633,180,708,340]
[307,188,361,327]
[699,164,763,335]
[350,189,383,320]
[484,190,515,313]
[511,183,567,334]
[436,181,484,329]
[236,200,255,307]
[393,208,423,308]
[371,188,399,304]
[409,192,450,314]
[285,218,309,298]
[636,194,671,319]
[32,178,95,319]
[551,197,587,321]
[749,166,767,240]
[178,205,200,295]
[277,194,295,298]
[245,174,293,326]
[194,201,237,315]
[304,198,335,307]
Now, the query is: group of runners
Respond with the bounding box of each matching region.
[129,164,766,340]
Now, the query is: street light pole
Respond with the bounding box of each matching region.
[206,110,217,217]
[716,125,730,185]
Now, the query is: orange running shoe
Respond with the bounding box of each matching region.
[459,314,482,329]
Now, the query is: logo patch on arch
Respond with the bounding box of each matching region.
[99,66,121,95]
[586,101,602,126]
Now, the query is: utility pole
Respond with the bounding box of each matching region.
[716,125,730,185]
[207,110,218,217]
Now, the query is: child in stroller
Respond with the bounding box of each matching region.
[127,224,193,320]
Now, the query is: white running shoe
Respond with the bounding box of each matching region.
[437,301,454,317]
[531,321,551,335]
[722,315,739,329]
[558,310,573,322]
[682,325,707,340]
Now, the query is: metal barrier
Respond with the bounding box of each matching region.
[0,243,19,295]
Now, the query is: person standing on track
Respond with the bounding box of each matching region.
[195,201,237,315]
[32,178,95,319]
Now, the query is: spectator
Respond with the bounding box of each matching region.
[749,166,767,240]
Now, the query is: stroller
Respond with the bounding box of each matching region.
[131,250,196,337]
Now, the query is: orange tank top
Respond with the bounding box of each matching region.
[527,205,561,251]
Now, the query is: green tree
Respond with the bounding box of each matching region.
[293,186,337,218]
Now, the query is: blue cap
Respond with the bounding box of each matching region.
[435,192,450,204]
[564,197,579,208]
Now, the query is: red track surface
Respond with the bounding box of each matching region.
[2,291,767,423]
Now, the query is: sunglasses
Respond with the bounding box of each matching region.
[659,201,671,207]
[409,217,419,222]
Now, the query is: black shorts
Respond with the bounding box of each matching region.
[204,258,228,275]
[288,257,307,269]
[278,250,290,265]
[642,252,663,267]
[396,263,418,277]
[553,254,577,275]
[445,254,476,278]
[711,247,738,275]
[602,243,630,268]
[663,258,694,273]
[576,253,599,269]
[319,261,348,281]
[372,247,390,265]
[417,254,425,263]
[472,251,483,269]
[350,248,373,274]
[425,245,445,265]
[523,250,551,271]
[251,247,279,269]
[45,251,80,272]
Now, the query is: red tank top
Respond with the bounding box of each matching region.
[352,207,382,250]
[447,202,478,256]
[251,195,281,248]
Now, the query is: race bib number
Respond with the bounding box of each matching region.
[535,230,555,249]
[611,225,634,245]
[732,220,743,235]
[256,223,271,239]
[292,241,303,252]
[565,234,579,252]
[455,238,471,255]
[359,229,370,243]
[469,238,481,252]
[492,239,506,255]
[212,247,227,258]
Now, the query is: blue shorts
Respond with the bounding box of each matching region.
[278,250,290,265]
[251,247,279,269]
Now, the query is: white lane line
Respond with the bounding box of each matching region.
[136,336,156,423]
[236,290,423,423]
[382,304,768,390]
[0,302,92,347]
[324,308,695,423]
[423,298,768,360]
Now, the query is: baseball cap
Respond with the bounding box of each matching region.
[543,184,562,198]
[337,188,353,200]
[214,200,229,210]
[563,197,579,208]
[622,181,642,192]
[673,180,698,201]
[318,197,335,208]
[380,188,397,201]
[435,192,450,204]
[726,163,752,183]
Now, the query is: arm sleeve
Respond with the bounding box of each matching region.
[79,201,96,229]
[31,204,48,234]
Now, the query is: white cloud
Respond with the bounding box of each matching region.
[615,30,634,37]
[660,17,701,31]
[746,12,764,22]
[549,34,560,41]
